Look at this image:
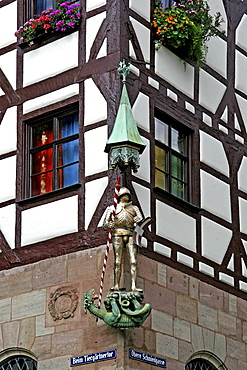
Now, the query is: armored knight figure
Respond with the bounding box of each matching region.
[103,187,143,292]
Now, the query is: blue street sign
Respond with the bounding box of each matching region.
[129,349,166,368]
[70,349,116,367]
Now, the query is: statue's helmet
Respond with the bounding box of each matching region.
[118,187,131,201]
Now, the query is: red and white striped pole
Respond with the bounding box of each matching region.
[98,176,121,310]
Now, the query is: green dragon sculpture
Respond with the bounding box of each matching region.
[83,289,152,328]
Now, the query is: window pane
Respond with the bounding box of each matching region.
[171,127,187,155]
[31,171,53,196]
[59,112,79,139]
[171,154,186,181]
[171,178,186,199]
[155,169,168,190]
[58,163,79,188]
[155,145,168,173]
[34,0,55,14]
[32,122,53,148]
[155,118,169,145]
[31,148,53,175]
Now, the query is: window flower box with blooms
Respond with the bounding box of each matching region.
[152,0,224,66]
[15,0,81,47]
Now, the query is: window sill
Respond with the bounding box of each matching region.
[17,183,81,206]
[17,27,78,51]
[154,187,200,214]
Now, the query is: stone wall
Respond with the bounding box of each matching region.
[0,247,246,369]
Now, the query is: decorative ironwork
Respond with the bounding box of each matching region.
[0,356,37,370]
[185,359,216,370]
[48,286,79,321]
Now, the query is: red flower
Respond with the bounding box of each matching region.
[43,23,51,29]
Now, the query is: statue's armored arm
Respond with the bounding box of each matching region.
[102,206,115,231]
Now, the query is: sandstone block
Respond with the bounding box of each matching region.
[152,309,173,336]
[156,333,178,360]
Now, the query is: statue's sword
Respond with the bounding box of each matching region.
[98,177,121,310]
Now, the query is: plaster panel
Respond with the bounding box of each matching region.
[23,84,79,114]
[132,92,149,132]
[23,33,78,87]
[133,137,150,183]
[199,70,226,113]
[208,0,227,34]
[130,17,150,63]
[239,198,247,234]
[156,201,196,252]
[86,12,106,61]
[201,217,232,264]
[206,37,227,78]
[0,50,16,89]
[85,125,108,176]
[0,156,16,202]
[21,196,78,246]
[236,14,247,51]
[236,51,247,95]
[130,0,150,21]
[0,107,17,155]
[0,2,17,48]
[86,0,106,12]
[238,156,247,193]
[85,177,108,229]
[154,242,171,258]
[0,205,15,249]
[84,78,107,125]
[201,171,231,222]
[200,131,229,176]
[132,182,150,218]
[155,46,194,99]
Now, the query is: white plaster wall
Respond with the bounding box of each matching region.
[84,125,108,177]
[84,78,107,125]
[132,92,149,132]
[208,0,227,34]
[0,107,17,155]
[236,94,247,132]
[236,50,247,95]
[206,36,227,78]
[239,198,247,235]
[0,2,17,48]
[201,171,231,222]
[133,137,150,183]
[23,33,78,87]
[86,12,106,61]
[156,201,196,252]
[0,156,16,202]
[199,70,226,113]
[238,156,247,193]
[86,0,106,11]
[0,204,15,249]
[21,196,78,246]
[201,217,232,264]
[0,50,16,89]
[23,84,79,114]
[130,0,150,21]
[132,182,150,218]
[155,47,194,99]
[200,131,229,176]
[130,17,150,63]
[85,177,108,229]
[236,14,247,51]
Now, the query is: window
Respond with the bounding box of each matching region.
[0,356,37,370]
[185,359,216,370]
[160,0,174,8]
[155,115,190,201]
[27,106,79,197]
[27,0,56,18]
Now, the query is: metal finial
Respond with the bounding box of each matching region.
[117,60,130,83]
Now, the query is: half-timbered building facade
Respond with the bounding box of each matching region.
[0,0,247,368]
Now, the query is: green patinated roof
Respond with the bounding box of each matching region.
[105,83,146,154]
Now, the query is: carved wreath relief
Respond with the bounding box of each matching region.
[48,286,79,321]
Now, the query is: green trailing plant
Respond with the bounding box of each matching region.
[15,0,81,46]
[152,0,224,66]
